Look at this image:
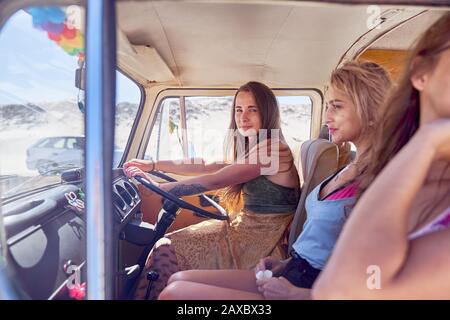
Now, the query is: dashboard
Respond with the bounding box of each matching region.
[3,168,144,299]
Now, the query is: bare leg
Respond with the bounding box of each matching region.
[168,269,259,293]
[133,238,179,300]
[159,280,265,300]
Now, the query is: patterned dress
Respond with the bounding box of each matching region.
[167,175,299,270]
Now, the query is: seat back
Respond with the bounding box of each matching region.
[288,138,340,252]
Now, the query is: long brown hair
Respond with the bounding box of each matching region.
[221,81,290,212]
[329,61,392,170]
[356,13,450,201]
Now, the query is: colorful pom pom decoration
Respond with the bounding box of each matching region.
[27,6,84,63]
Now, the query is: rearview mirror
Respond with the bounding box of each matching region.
[75,67,85,90]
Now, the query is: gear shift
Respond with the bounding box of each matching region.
[145,271,160,300]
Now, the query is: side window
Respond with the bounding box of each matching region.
[145,93,312,163]
[277,96,313,153]
[53,138,67,149]
[185,96,233,161]
[40,138,55,148]
[0,6,85,198]
[66,137,78,149]
[34,139,47,148]
[146,98,184,161]
[115,71,141,167]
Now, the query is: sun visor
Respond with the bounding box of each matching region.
[117,29,175,85]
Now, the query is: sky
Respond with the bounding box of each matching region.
[0,9,141,106]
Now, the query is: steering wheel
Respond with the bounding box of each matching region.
[133,171,229,221]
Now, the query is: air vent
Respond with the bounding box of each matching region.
[113,192,126,212]
[115,185,134,207]
[124,181,138,199]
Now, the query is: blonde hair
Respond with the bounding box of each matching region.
[329,61,392,169]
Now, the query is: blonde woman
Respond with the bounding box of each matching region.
[313,13,450,299]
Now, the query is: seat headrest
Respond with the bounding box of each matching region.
[298,138,338,185]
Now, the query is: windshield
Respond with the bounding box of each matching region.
[0,7,141,200]
[0,8,85,199]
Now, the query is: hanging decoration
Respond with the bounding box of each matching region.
[27,6,85,63]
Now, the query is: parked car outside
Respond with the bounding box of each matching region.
[26,136,124,175]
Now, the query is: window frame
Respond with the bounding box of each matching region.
[138,87,323,161]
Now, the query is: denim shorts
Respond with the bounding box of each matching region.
[279,251,321,289]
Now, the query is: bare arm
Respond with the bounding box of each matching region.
[124,138,292,178]
[125,159,265,197]
[159,139,292,196]
[155,158,228,176]
[160,162,262,196]
[123,158,227,176]
[312,120,450,299]
[125,139,288,197]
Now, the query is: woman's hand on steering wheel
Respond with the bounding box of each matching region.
[123,166,161,189]
[123,158,154,172]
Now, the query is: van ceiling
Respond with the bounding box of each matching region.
[116,1,448,88]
